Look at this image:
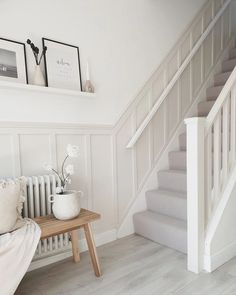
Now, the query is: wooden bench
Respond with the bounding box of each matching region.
[33,208,102,277]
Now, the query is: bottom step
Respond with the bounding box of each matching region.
[133,210,187,254]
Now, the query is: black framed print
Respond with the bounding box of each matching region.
[0,38,28,84]
[42,38,82,91]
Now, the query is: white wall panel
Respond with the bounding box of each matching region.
[180,65,191,116]
[203,33,213,78]
[166,84,179,138]
[116,118,134,222]
[90,135,115,233]
[19,134,51,176]
[192,17,203,46]
[181,35,191,63]
[136,128,150,188]
[214,0,222,15]
[152,104,165,160]
[192,48,202,96]
[204,2,213,30]
[136,94,150,128]
[223,7,230,47]
[0,135,14,178]
[214,19,222,62]
[167,52,179,83]
[152,71,165,105]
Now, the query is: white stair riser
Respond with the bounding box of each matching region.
[134,212,187,254]
[214,72,231,86]
[206,86,223,100]
[222,59,236,72]
[198,101,215,116]
[169,151,186,170]
[158,171,186,192]
[146,191,187,220]
[229,48,236,59]
[179,133,186,151]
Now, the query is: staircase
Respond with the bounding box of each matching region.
[133,47,236,254]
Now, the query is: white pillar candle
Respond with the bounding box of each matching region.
[86,61,90,81]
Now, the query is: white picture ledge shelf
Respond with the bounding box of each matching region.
[0,80,96,98]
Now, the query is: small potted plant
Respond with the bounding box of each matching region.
[26,39,47,86]
[44,144,83,220]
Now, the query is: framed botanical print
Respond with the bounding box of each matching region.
[42,38,82,91]
[0,38,28,84]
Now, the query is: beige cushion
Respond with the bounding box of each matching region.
[0,178,26,234]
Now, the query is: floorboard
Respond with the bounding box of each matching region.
[15,235,236,295]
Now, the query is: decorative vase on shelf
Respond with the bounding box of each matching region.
[26,39,47,87]
[33,65,45,86]
[83,61,94,93]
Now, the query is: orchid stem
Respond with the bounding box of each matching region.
[61,155,69,183]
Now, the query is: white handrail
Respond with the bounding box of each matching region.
[206,66,236,132]
[126,0,231,149]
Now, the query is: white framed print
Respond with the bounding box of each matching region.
[42,38,82,91]
[0,38,28,84]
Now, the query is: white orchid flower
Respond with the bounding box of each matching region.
[67,144,79,158]
[43,163,53,171]
[56,186,63,194]
[65,164,74,175]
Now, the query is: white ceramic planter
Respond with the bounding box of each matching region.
[49,190,83,220]
[33,65,45,86]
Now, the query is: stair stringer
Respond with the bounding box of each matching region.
[117,36,235,239]
[204,165,236,272]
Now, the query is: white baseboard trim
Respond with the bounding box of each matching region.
[29,229,117,271]
[204,240,236,272]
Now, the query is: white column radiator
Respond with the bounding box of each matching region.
[22,175,70,260]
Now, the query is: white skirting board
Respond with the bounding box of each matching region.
[204,241,236,272]
[29,229,117,271]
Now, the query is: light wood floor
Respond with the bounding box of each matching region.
[16,235,236,295]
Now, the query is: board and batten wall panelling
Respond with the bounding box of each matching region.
[136,128,151,189]
[116,117,134,223]
[180,65,191,117]
[214,18,223,62]
[152,70,165,106]
[203,32,213,79]
[166,83,179,139]
[203,1,213,30]
[56,134,88,210]
[152,103,166,161]
[19,134,52,176]
[192,16,203,46]
[192,48,202,97]
[223,6,230,47]
[181,34,191,64]
[90,134,115,233]
[167,51,179,83]
[136,93,150,129]
[0,134,15,178]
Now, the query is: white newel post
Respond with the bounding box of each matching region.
[185,117,206,273]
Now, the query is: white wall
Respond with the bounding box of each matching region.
[0,0,206,125]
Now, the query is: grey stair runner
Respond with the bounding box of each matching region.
[134,46,236,254]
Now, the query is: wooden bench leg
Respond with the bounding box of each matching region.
[70,230,80,263]
[83,223,102,277]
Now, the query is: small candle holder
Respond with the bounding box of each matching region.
[83,61,95,93]
[84,80,94,93]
